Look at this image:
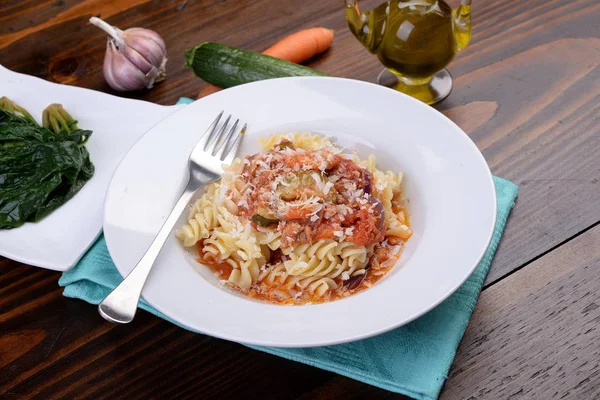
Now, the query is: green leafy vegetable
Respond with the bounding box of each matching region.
[0,98,94,229]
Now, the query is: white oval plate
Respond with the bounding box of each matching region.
[0,64,185,271]
[104,77,496,348]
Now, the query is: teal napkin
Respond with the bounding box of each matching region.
[59,98,519,400]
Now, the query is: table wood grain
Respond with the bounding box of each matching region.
[442,224,600,399]
[1,0,599,398]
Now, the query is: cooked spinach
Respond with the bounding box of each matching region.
[0,98,94,229]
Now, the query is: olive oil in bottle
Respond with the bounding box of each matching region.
[345,0,472,104]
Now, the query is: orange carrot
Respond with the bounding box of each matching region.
[262,27,335,64]
[197,28,334,98]
[198,84,222,97]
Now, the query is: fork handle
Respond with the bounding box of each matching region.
[98,181,198,324]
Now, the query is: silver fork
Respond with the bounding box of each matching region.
[98,111,246,324]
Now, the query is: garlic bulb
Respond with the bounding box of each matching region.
[90,17,167,91]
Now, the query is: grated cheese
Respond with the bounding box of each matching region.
[312,172,324,190]
[256,160,270,170]
[336,204,349,216]
[352,189,364,198]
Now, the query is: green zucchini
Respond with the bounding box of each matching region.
[251,214,279,227]
[185,42,327,88]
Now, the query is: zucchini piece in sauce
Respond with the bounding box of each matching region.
[251,213,279,227]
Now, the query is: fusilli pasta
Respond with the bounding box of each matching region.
[176,133,412,304]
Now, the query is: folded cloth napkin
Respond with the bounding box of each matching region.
[59,98,519,400]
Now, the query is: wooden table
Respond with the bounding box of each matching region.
[1,0,599,398]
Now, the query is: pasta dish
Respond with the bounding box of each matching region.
[177,133,412,304]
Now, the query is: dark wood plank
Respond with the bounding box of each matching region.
[441,223,600,399]
[445,37,600,284]
[0,265,337,399]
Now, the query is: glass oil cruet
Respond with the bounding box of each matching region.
[345,0,472,105]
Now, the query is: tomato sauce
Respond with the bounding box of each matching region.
[193,139,412,305]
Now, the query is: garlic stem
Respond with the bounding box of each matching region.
[90,17,125,49]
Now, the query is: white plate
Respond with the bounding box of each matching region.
[0,65,185,270]
[104,77,496,347]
